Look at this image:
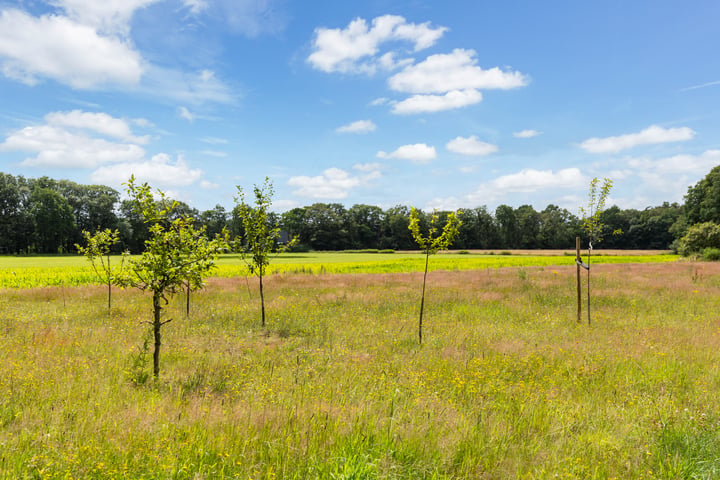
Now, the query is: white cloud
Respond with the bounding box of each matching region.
[388,49,528,94]
[370,97,389,106]
[446,135,498,156]
[377,143,437,163]
[200,179,219,189]
[392,89,482,114]
[200,136,229,145]
[307,15,447,74]
[336,120,376,134]
[90,153,204,187]
[44,110,149,143]
[353,162,382,173]
[513,129,541,138]
[627,150,720,175]
[178,106,195,122]
[288,166,381,199]
[0,8,143,88]
[199,150,227,158]
[579,125,695,153]
[492,168,585,192]
[465,168,586,205]
[0,110,148,168]
[52,0,160,35]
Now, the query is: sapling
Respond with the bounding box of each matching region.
[117,176,226,378]
[234,178,297,327]
[579,177,613,325]
[408,208,461,344]
[76,228,123,313]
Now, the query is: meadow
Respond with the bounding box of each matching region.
[2,252,720,478]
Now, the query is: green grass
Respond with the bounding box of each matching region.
[1,260,719,478]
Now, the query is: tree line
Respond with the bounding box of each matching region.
[0,171,702,255]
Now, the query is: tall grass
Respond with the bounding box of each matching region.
[1,262,719,478]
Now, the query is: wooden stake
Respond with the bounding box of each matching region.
[576,236,581,323]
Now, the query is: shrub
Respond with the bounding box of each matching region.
[702,247,720,261]
[677,222,720,256]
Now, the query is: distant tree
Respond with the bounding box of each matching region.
[684,165,720,226]
[199,205,229,238]
[381,205,415,250]
[347,204,384,249]
[304,203,350,250]
[516,205,541,249]
[117,176,226,379]
[0,173,32,253]
[538,204,578,249]
[29,186,76,253]
[234,178,297,328]
[76,228,123,312]
[408,208,461,345]
[57,180,120,246]
[495,204,519,248]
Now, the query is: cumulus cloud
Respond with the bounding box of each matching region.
[377,143,437,163]
[579,125,695,153]
[288,165,381,199]
[0,8,143,88]
[627,150,720,175]
[90,153,204,187]
[465,168,585,205]
[336,119,377,134]
[513,129,541,138]
[446,135,498,156]
[53,0,160,35]
[392,89,482,114]
[1,110,148,168]
[307,15,447,74]
[388,49,528,94]
[0,4,235,104]
[385,48,527,115]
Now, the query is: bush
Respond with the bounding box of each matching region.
[287,243,311,253]
[677,222,720,256]
[457,250,470,254]
[379,249,395,254]
[702,247,720,261]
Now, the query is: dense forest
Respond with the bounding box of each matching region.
[2,168,718,255]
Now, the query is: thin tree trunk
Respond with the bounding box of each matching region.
[576,236,581,323]
[107,254,112,313]
[259,270,266,328]
[153,291,162,378]
[419,250,430,345]
[587,246,591,325]
[186,281,190,317]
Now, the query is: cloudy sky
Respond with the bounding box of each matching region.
[0,0,719,213]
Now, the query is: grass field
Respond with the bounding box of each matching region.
[2,254,719,478]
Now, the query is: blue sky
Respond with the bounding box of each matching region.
[1,0,719,214]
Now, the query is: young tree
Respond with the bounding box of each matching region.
[118,176,226,379]
[408,208,461,345]
[578,177,613,325]
[76,228,122,313]
[234,178,296,328]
